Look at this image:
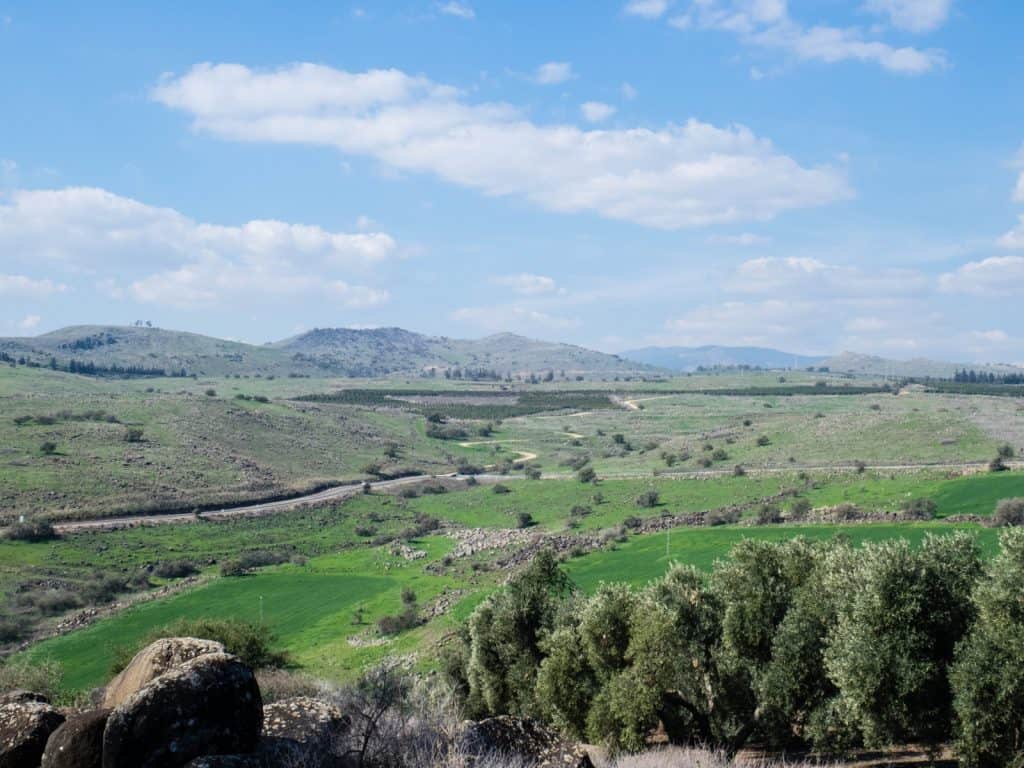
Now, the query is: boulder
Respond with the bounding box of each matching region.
[259,696,349,768]
[0,700,65,768]
[102,652,262,768]
[40,709,110,768]
[101,637,225,709]
[461,716,595,768]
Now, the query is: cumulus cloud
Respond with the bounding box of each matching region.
[18,314,41,330]
[492,273,557,295]
[451,304,580,333]
[863,0,953,33]
[0,187,395,310]
[534,61,575,85]
[438,1,475,19]
[0,273,67,298]
[729,256,930,297]
[939,255,1024,296]
[580,101,616,123]
[654,0,947,74]
[153,63,851,230]
[624,0,671,19]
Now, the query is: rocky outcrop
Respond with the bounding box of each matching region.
[102,652,262,768]
[461,716,595,768]
[40,709,110,768]
[0,700,65,768]
[101,636,225,709]
[0,691,49,707]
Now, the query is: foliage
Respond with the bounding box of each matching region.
[5,519,58,542]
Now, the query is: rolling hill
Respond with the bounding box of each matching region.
[821,352,1024,379]
[0,325,656,379]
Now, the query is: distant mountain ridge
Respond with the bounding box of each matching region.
[0,325,656,379]
[821,351,1024,379]
[620,345,826,372]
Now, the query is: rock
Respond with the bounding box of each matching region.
[101,637,225,709]
[461,716,594,768]
[259,696,349,768]
[0,700,66,768]
[102,652,262,768]
[41,709,110,768]
[183,758,261,768]
[0,692,48,706]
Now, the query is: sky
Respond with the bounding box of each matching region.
[0,1,1022,363]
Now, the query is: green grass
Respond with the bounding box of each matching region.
[565,522,1002,591]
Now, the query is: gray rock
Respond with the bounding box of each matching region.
[0,700,66,768]
[101,637,225,709]
[0,692,49,707]
[461,716,595,768]
[102,652,262,768]
[40,709,110,768]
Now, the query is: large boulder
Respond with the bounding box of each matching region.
[102,652,262,768]
[0,700,65,768]
[40,709,110,768]
[461,716,595,768]
[102,637,225,709]
[260,696,349,767]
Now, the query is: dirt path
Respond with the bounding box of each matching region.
[457,440,539,463]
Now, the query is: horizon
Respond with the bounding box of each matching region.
[1,2,1020,361]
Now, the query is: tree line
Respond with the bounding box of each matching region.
[954,369,1024,385]
[0,351,187,378]
[444,532,1024,767]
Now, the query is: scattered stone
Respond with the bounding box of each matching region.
[102,652,262,768]
[101,636,225,709]
[40,709,110,768]
[0,700,65,768]
[0,692,48,707]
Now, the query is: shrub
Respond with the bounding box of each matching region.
[854,460,867,473]
[399,487,419,499]
[756,504,783,524]
[516,511,535,529]
[696,457,713,468]
[204,388,217,397]
[711,448,729,462]
[706,508,740,526]
[998,443,1016,459]
[113,618,287,673]
[123,426,144,443]
[355,524,378,537]
[524,465,542,480]
[901,497,938,520]
[635,490,659,508]
[733,464,746,477]
[992,498,1024,527]
[0,657,63,701]
[39,441,57,455]
[756,435,771,447]
[577,467,597,484]
[492,483,512,495]
[5,519,58,542]
[570,505,592,518]
[790,498,812,519]
[990,456,1010,473]
[153,559,198,579]
[378,606,420,635]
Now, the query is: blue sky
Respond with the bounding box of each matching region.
[1,0,1022,362]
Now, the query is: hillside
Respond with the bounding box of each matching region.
[620,344,825,372]
[822,352,1024,379]
[0,325,655,379]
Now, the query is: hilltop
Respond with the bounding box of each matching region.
[822,351,1024,379]
[0,325,656,379]
[620,344,825,372]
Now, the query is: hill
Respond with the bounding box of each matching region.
[0,325,655,379]
[619,344,825,372]
[822,352,1024,379]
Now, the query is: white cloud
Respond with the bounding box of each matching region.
[658,0,947,74]
[0,187,395,310]
[18,314,41,330]
[999,216,1024,249]
[730,256,930,297]
[621,82,638,100]
[534,61,575,85]
[939,255,1024,296]
[0,274,67,298]
[492,273,557,295]
[439,1,475,19]
[971,329,1009,344]
[1015,173,1024,204]
[863,0,953,33]
[451,304,580,333]
[706,232,770,246]
[580,101,616,123]
[153,63,851,230]
[624,0,671,19]
[0,158,16,186]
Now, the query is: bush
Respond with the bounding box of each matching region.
[0,657,63,701]
[901,497,938,520]
[516,511,535,529]
[990,456,1010,473]
[997,443,1016,459]
[570,505,592,518]
[113,618,287,673]
[355,524,378,537]
[492,483,512,495]
[5,519,58,542]
[756,435,771,446]
[790,498,812,518]
[204,388,217,397]
[992,498,1024,527]
[123,426,144,443]
[733,464,746,477]
[378,606,420,635]
[153,559,199,579]
[577,467,597,484]
[756,504,783,524]
[39,441,57,455]
[635,490,659,508]
[706,508,741,526]
[711,448,729,462]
